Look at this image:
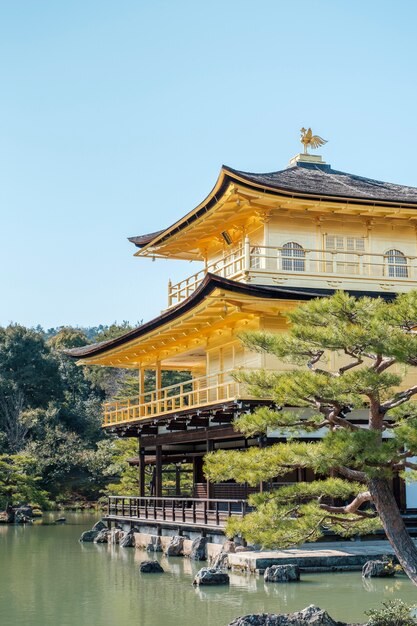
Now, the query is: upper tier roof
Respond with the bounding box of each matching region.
[129,161,417,251]
[226,163,417,204]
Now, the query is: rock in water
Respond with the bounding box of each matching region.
[94,529,110,544]
[92,520,107,532]
[119,529,135,548]
[193,568,230,586]
[54,517,66,524]
[264,564,300,583]
[139,560,164,573]
[165,535,186,556]
[228,605,341,626]
[189,536,208,561]
[109,528,124,544]
[79,529,100,542]
[362,559,396,578]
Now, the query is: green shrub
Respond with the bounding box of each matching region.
[366,600,416,626]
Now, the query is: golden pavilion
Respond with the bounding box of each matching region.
[69,139,417,530]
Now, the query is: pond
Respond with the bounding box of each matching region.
[0,513,415,625]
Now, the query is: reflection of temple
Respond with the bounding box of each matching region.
[69,149,417,533]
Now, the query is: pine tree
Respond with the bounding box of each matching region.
[204,291,417,585]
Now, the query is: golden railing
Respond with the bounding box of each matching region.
[168,247,245,307]
[167,238,417,307]
[103,370,243,427]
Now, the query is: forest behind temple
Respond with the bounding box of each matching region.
[0,322,188,509]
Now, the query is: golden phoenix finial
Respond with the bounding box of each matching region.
[300,127,327,155]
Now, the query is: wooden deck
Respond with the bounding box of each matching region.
[106,495,249,530]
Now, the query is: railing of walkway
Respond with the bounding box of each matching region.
[107,495,249,528]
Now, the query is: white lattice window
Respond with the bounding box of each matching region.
[324,235,365,274]
[325,235,365,252]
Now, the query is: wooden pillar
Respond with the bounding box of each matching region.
[206,439,214,499]
[193,456,204,498]
[139,367,145,417]
[155,361,162,413]
[155,445,162,498]
[175,465,181,496]
[138,442,146,497]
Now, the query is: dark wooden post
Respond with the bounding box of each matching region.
[138,442,146,498]
[193,456,204,497]
[175,464,181,496]
[206,438,214,499]
[155,445,162,498]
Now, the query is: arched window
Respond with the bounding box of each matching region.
[385,249,408,278]
[282,242,305,272]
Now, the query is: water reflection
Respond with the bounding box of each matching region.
[1,517,417,626]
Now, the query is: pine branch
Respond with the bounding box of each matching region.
[336,466,367,482]
[381,385,417,411]
[319,490,375,519]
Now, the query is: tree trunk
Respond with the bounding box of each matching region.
[368,477,417,585]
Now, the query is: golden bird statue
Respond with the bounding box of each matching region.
[300,127,327,155]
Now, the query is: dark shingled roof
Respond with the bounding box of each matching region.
[225,163,417,204]
[128,230,164,248]
[129,162,417,250]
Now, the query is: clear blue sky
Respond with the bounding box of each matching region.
[1,0,417,329]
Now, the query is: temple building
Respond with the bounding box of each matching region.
[69,142,417,534]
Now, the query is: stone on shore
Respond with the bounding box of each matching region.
[228,604,344,626]
[193,567,230,586]
[139,560,164,573]
[14,506,34,524]
[0,510,14,523]
[79,529,100,542]
[211,551,230,570]
[165,535,186,556]
[362,559,396,578]
[146,536,163,552]
[264,564,300,583]
[223,540,236,553]
[189,536,208,561]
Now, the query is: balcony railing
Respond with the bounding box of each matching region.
[103,370,245,427]
[167,238,417,307]
[168,246,245,307]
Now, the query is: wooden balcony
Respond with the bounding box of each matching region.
[167,237,417,307]
[103,371,247,427]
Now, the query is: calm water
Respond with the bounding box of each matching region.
[0,513,416,626]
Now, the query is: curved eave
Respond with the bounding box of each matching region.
[66,274,396,363]
[134,165,417,256]
[65,273,284,361]
[133,167,232,255]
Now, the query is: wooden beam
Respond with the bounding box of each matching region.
[141,425,237,446]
